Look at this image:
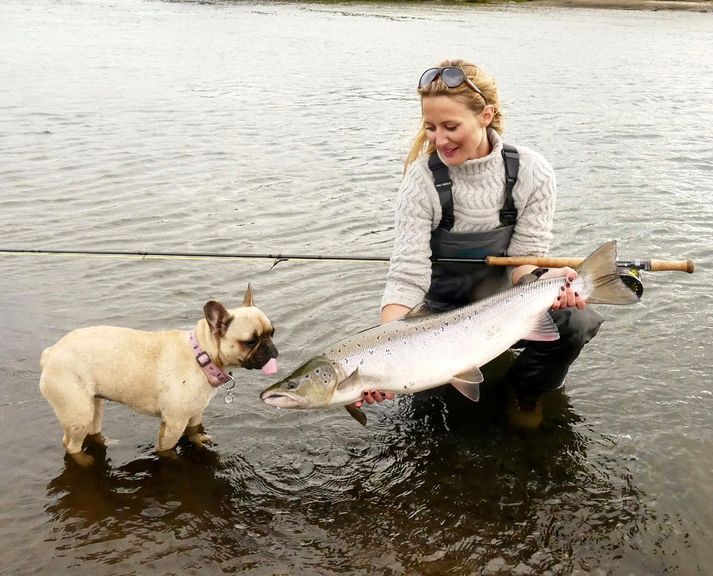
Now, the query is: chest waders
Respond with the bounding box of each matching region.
[425,144,519,309]
[424,145,604,410]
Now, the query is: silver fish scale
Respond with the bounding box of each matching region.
[323,276,575,394]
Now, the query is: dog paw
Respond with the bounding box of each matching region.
[68,451,95,467]
[188,433,213,447]
[157,448,180,461]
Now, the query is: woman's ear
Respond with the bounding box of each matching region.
[480,104,495,127]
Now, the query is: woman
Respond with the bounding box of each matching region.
[359,59,603,427]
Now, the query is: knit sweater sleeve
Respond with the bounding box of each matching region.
[507,147,556,257]
[380,162,439,310]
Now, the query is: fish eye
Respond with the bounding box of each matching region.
[288,380,298,390]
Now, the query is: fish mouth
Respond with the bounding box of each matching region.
[260,390,303,408]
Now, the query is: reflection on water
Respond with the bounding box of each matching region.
[359,389,648,574]
[41,388,659,574]
[46,444,228,527]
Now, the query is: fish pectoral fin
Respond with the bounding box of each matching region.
[345,404,368,426]
[523,312,560,342]
[450,368,484,402]
[336,368,360,391]
[453,368,484,384]
[404,301,435,319]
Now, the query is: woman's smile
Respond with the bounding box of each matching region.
[441,145,460,159]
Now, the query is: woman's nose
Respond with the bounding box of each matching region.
[435,129,450,147]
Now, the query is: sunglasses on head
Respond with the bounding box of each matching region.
[418,66,488,104]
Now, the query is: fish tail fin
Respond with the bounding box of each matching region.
[577,241,641,305]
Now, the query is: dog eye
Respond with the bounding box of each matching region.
[244,339,258,347]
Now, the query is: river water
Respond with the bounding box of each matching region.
[1,1,712,574]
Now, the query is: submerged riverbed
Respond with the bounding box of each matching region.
[1,1,712,574]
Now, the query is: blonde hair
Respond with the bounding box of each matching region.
[404,59,503,170]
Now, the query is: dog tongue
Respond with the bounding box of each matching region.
[261,358,278,376]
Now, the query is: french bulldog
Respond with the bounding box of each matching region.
[39,285,277,466]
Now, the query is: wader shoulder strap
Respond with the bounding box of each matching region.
[428,145,520,230]
[500,144,519,227]
[428,152,455,231]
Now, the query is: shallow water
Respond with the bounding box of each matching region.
[1,1,712,574]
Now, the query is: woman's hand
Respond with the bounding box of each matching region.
[353,390,395,409]
[540,267,586,311]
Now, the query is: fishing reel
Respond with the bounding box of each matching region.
[618,267,644,298]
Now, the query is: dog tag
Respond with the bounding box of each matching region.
[223,374,236,404]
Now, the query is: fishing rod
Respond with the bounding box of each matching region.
[0,247,696,273]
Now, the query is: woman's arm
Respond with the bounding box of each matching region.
[380,163,438,311]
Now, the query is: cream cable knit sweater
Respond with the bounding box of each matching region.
[381,129,556,310]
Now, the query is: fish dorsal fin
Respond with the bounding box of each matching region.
[450,368,484,402]
[404,302,435,319]
[336,368,360,391]
[345,404,367,426]
[523,312,560,342]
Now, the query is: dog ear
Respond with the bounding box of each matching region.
[242,284,254,307]
[203,301,234,337]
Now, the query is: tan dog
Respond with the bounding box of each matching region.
[39,285,277,466]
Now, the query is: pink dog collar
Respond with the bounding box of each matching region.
[188,330,232,387]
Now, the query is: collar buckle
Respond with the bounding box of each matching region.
[196,351,211,368]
